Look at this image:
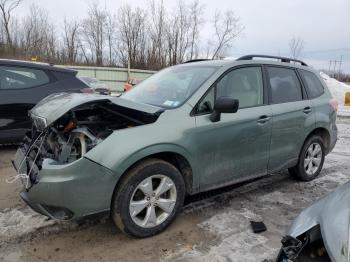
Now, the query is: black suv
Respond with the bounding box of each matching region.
[0,59,91,144]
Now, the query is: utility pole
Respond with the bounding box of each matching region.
[333,60,337,76]
[328,60,332,73]
[338,55,343,80]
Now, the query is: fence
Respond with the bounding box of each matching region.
[61,65,155,91]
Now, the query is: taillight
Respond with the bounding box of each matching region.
[329,98,338,112]
[80,88,94,93]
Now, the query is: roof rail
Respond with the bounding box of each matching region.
[236,54,308,66]
[183,59,212,63]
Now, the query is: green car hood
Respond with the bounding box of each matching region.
[29,93,163,129]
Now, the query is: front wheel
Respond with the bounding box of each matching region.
[289,135,325,181]
[112,159,185,237]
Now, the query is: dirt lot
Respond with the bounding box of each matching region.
[1,119,350,262]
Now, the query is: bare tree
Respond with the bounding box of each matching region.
[117,5,147,68]
[211,10,244,59]
[46,23,58,62]
[188,0,204,60]
[63,18,80,64]
[81,1,107,65]
[148,0,167,69]
[0,0,22,49]
[0,0,245,68]
[289,36,305,60]
[166,0,191,65]
[20,4,57,61]
[105,13,117,65]
[166,0,204,65]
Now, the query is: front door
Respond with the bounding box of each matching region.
[192,66,272,190]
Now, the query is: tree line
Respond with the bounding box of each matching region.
[0,0,244,70]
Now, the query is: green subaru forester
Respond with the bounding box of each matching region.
[13,55,338,237]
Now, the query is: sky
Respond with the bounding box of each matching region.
[14,0,350,73]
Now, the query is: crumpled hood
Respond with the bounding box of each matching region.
[29,93,163,129]
[288,180,350,262]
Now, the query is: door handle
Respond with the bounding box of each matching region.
[303,106,312,114]
[257,115,271,124]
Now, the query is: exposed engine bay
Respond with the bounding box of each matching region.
[12,99,162,189]
[30,100,160,166]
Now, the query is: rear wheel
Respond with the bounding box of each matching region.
[289,135,325,181]
[111,159,185,237]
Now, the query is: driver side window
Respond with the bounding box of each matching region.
[197,66,264,114]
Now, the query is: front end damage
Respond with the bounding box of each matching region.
[12,93,163,220]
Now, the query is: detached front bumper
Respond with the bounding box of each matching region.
[14,151,117,220]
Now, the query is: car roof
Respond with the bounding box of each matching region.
[181,57,314,72]
[0,59,77,74]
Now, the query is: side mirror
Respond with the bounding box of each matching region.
[210,96,239,122]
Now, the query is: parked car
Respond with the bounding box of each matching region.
[123,78,142,92]
[13,55,338,237]
[0,59,92,144]
[277,180,350,262]
[78,76,110,95]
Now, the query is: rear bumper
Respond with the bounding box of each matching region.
[328,123,338,154]
[16,155,117,220]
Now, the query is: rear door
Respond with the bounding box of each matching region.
[266,66,315,172]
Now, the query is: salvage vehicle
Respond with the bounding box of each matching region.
[0,59,92,144]
[13,55,338,237]
[277,181,350,262]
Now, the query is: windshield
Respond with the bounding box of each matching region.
[122,65,217,108]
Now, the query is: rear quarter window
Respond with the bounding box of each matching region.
[0,66,50,90]
[299,70,324,99]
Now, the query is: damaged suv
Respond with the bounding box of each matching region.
[13,55,338,237]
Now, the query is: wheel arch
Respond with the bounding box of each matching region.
[304,127,331,154]
[112,146,195,208]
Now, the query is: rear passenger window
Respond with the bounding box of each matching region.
[299,70,324,99]
[0,66,50,90]
[267,67,302,104]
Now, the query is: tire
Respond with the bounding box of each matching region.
[111,158,185,238]
[289,135,325,181]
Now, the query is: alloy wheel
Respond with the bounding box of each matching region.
[304,143,323,176]
[129,175,177,228]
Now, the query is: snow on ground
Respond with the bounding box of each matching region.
[320,72,350,116]
[0,206,80,246]
[164,121,350,262]
[0,207,58,245]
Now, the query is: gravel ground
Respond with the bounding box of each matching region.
[0,118,349,262]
